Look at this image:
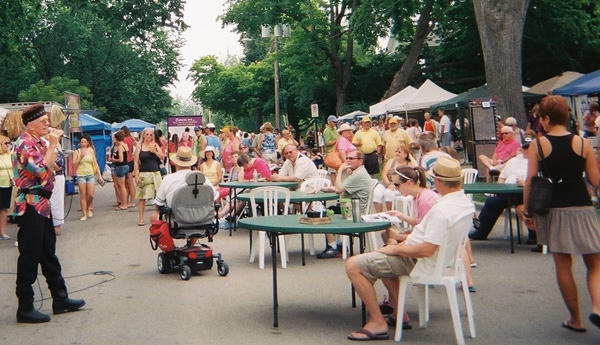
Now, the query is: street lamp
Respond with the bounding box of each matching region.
[262,24,290,131]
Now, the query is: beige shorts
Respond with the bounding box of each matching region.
[356,251,416,283]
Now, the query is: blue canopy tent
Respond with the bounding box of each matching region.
[79,113,112,173]
[112,119,155,133]
[553,69,600,95]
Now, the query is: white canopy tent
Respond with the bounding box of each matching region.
[390,79,457,112]
[368,86,417,116]
[528,71,584,95]
[338,110,368,122]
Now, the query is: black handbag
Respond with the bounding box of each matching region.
[528,138,553,215]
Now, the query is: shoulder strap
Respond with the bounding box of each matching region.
[536,137,552,180]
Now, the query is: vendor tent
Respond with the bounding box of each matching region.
[553,69,600,95]
[527,71,583,95]
[80,113,112,133]
[338,110,368,123]
[368,86,417,116]
[390,80,457,112]
[431,84,544,111]
[113,119,155,133]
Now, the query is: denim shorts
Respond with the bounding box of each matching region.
[113,165,129,178]
[76,174,95,184]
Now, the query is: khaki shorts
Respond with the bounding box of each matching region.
[356,251,416,283]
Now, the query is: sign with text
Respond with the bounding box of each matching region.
[167,116,202,127]
[310,104,319,118]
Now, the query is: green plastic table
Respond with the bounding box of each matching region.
[238,215,390,327]
[463,183,523,253]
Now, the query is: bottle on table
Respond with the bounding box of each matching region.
[252,169,258,182]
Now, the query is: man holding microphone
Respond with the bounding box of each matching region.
[12,103,85,323]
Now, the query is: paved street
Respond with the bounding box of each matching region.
[0,184,598,344]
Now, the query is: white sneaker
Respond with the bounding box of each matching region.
[1,234,10,240]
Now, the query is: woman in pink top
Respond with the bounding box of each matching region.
[178,131,193,149]
[335,123,357,162]
[221,126,241,171]
[237,154,272,181]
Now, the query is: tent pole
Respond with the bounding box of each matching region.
[458,105,469,164]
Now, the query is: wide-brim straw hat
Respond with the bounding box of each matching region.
[170,146,198,167]
[199,145,218,159]
[427,156,463,181]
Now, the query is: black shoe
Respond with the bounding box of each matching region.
[468,231,487,241]
[17,309,51,323]
[52,298,85,314]
[316,246,341,259]
[531,245,543,253]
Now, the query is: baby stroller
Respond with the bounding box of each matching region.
[149,171,229,280]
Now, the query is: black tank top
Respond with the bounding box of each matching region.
[541,134,591,207]
[112,147,128,166]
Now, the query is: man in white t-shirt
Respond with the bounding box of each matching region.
[271,144,319,183]
[150,147,218,222]
[438,107,452,147]
[345,157,474,340]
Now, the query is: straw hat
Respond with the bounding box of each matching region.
[199,145,218,159]
[170,146,198,167]
[50,104,66,128]
[427,156,463,181]
[337,123,353,133]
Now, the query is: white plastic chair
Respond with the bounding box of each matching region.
[248,186,290,269]
[393,195,414,229]
[394,213,476,345]
[342,178,378,258]
[299,178,332,255]
[461,168,478,201]
[316,169,328,179]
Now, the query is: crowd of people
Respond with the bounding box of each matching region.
[3,97,600,336]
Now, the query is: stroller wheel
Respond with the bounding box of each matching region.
[217,261,229,276]
[180,265,192,280]
[157,253,171,274]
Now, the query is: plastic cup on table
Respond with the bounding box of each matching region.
[339,198,351,220]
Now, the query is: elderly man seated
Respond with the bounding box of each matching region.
[271,144,319,183]
[344,157,474,341]
[150,147,218,223]
[478,126,521,182]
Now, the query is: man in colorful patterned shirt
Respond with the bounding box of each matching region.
[12,103,85,323]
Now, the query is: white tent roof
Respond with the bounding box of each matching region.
[369,86,417,116]
[338,110,368,121]
[390,79,457,112]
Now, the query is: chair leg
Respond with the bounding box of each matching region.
[417,284,428,328]
[308,234,315,256]
[259,230,266,270]
[444,281,466,345]
[368,231,379,251]
[342,235,348,259]
[394,277,410,342]
[461,274,477,338]
[249,230,257,264]
[278,235,288,269]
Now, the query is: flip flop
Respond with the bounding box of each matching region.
[112,202,121,207]
[137,222,145,226]
[589,313,600,329]
[115,207,128,211]
[347,328,389,341]
[562,321,586,333]
[383,315,412,330]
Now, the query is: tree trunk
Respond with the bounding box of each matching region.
[384,0,436,99]
[473,0,531,128]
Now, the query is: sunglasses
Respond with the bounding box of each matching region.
[346,157,360,160]
[501,132,511,135]
[239,146,248,149]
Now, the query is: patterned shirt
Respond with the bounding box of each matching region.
[12,131,55,218]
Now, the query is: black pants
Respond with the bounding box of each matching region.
[363,152,379,175]
[16,204,65,300]
[472,193,523,239]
